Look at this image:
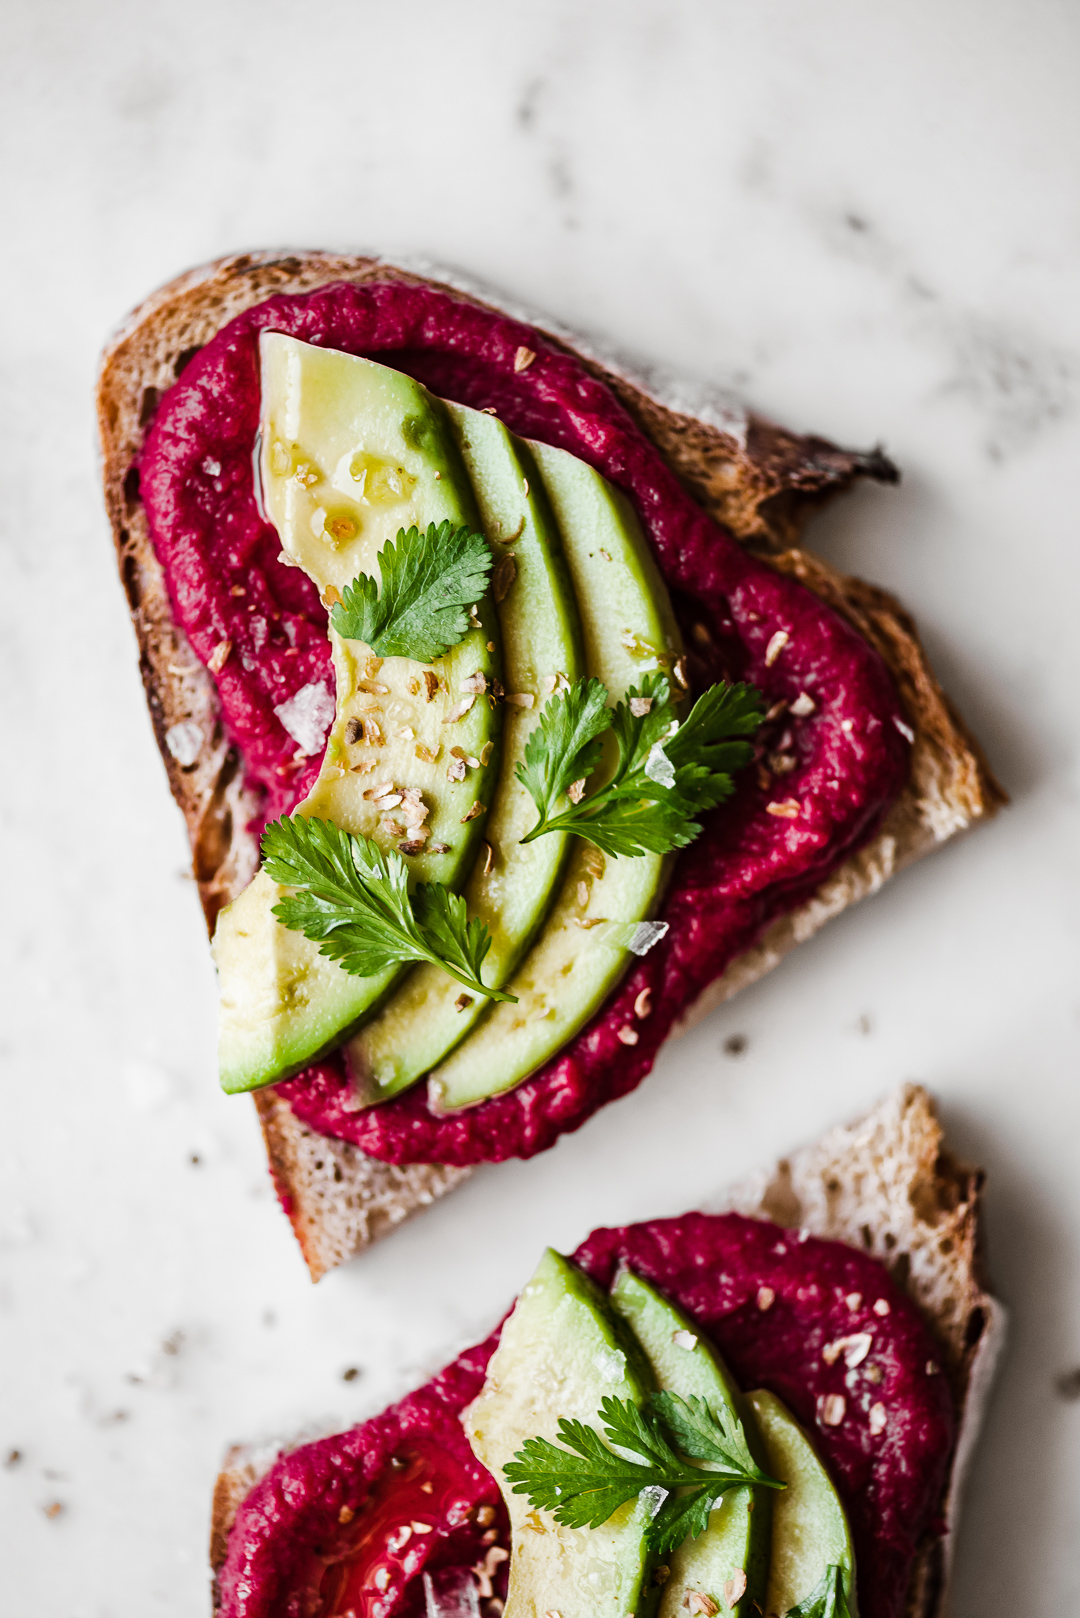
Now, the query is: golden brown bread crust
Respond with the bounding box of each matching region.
[96,250,1005,1284]
[209,1086,1002,1618]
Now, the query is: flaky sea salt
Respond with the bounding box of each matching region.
[274,682,335,756]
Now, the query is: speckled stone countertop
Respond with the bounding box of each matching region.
[1,2,1078,1613]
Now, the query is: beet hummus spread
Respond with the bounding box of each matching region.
[215,1214,954,1618]
[140,280,909,1167]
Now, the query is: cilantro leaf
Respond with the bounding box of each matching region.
[514,675,611,829]
[330,521,494,662]
[784,1564,854,1618]
[518,673,764,857]
[504,1391,784,1558]
[262,815,516,1002]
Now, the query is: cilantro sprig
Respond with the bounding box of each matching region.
[503,1393,783,1558]
[785,1564,854,1618]
[330,521,493,662]
[517,672,764,857]
[261,816,516,1002]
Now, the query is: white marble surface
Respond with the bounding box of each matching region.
[2,1,1079,1612]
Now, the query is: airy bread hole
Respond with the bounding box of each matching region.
[123,465,141,507]
[173,345,202,377]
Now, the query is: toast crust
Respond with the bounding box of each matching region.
[97,252,1005,1280]
[209,1085,1002,1618]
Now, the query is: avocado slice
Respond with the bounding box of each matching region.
[464,1249,657,1618]
[610,1270,772,1618]
[342,407,585,1103]
[427,442,683,1113]
[212,336,502,1094]
[747,1390,857,1618]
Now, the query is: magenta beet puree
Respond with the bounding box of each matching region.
[217,1216,955,1618]
[139,280,910,1166]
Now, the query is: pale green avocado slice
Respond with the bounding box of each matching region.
[213,335,502,1094]
[427,440,683,1113]
[747,1390,858,1618]
[610,1269,772,1618]
[464,1249,657,1618]
[342,406,585,1104]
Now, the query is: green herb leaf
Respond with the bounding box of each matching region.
[330,521,494,662]
[514,675,611,828]
[518,673,764,857]
[504,1391,784,1559]
[261,815,516,1002]
[784,1564,854,1618]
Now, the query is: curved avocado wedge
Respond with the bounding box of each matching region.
[747,1390,858,1618]
[342,407,584,1103]
[427,441,683,1113]
[611,1270,772,1618]
[464,1249,656,1618]
[213,336,502,1094]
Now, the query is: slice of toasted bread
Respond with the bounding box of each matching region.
[97,252,1005,1281]
[208,1084,1003,1618]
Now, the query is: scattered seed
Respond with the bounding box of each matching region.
[482,842,494,875]
[476,1506,496,1528]
[455,993,474,1012]
[687,1593,719,1616]
[629,696,653,717]
[724,1571,747,1607]
[865,1364,883,1385]
[926,1361,939,1376]
[634,988,652,1019]
[672,1329,698,1350]
[617,1025,639,1046]
[460,671,488,695]
[410,1521,433,1534]
[818,1394,846,1426]
[408,677,421,696]
[207,638,232,675]
[429,842,451,854]
[766,799,800,818]
[765,630,790,667]
[873,1299,891,1317]
[757,1286,775,1312]
[423,671,440,702]
[444,695,477,723]
[573,916,605,929]
[42,1502,64,1521]
[845,1292,863,1312]
[362,717,384,746]
[338,1504,355,1524]
[790,691,816,716]
[514,346,537,372]
[415,743,439,763]
[492,554,517,602]
[399,839,427,856]
[447,757,468,782]
[768,752,797,774]
[567,778,586,803]
[321,585,342,608]
[356,679,390,695]
[344,717,364,745]
[671,656,689,691]
[869,1402,887,1435]
[461,803,486,823]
